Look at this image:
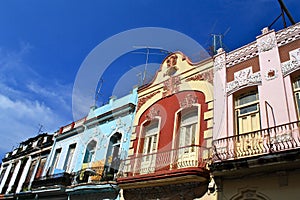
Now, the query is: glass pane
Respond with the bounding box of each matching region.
[191,124,196,145]
[237,93,257,106]
[179,127,185,147]
[147,137,152,154]
[296,92,300,118]
[239,104,258,115]
[152,135,157,151]
[185,126,191,146]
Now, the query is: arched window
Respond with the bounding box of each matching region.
[138,119,160,174]
[106,132,122,171]
[83,140,97,163]
[178,108,199,154]
[235,89,260,134]
[142,120,159,158]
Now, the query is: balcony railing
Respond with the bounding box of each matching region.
[31,172,72,189]
[118,145,207,177]
[212,121,300,161]
[71,165,118,185]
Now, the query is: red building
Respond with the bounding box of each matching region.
[117,52,214,200]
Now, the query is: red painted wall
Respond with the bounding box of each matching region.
[133,90,208,154]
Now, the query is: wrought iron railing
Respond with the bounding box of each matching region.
[31,172,72,189]
[212,121,300,161]
[71,165,118,185]
[118,145,207,177]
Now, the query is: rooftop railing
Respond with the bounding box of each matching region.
[212,121,300,162]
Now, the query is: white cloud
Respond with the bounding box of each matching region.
[0,93,66,154]
[0,43,73,159]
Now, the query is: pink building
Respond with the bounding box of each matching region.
[212,23,300,199]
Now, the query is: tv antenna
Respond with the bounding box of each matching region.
[269,0,296,29]
[95,78,104,106]
[132,46,169,85]
[210,27,230,55]
[37,124,44,135]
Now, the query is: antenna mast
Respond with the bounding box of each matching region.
[269,0,295,29]
[132,46,165,85]
[95,78,104,106]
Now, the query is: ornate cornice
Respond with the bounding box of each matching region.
[276,23,300,47]
[226,42,258,67]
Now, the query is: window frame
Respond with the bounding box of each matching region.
[234,89,260,135]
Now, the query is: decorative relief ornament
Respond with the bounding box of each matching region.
[146,107,160,120]
[214,53,225,72]
[265,68,278,81]
[258,35,276,52]
[164,55,178,77]
[180,94,198,108]
[137,91,160,111]
[185,69,213,84]
[281,48,300,76]
[162,76,181,97]
[226,67,261,94]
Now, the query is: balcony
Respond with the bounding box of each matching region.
[31,172,72,189]
[118,145,209,185]
[117,145,209,199]
[212,121,300,162]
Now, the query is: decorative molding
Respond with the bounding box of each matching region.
[230,188,271,200]
[146,107,160,120]
[226,67,261,94]
[162,76,181,97]
[281,48,300,76]
[214,53,225,71]
[164,55,178,77]
[137,91,160,111]
[185,69,213,84]
[258,34,276,53]
[226,42,258,67]
[123,181,208,200]
[276,23,300,47]
[180,94,198,108]
[265,68,278,81]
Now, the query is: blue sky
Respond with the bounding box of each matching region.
[0,0,299,160]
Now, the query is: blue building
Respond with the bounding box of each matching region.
[31,88,137,200]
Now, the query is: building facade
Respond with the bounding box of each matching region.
[31,89,137,200]
[212,23,300,199]
[117,52,214,200]
[0,133,53,199]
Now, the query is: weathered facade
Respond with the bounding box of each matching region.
[211,23,300,199]
[117,52,214,200]
[31,89,137,200]
[0,133,53,199]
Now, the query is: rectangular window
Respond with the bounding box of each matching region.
[235,90,260,134]
[63,144,76,172]
[51,148,61,174]
[293,76,300,119]
[179,109,198,153]
[35,157,47,179]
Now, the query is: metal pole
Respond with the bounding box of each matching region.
[278,0,296,25]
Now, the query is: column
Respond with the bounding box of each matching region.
[16,156,32,193]
[6,160,21,194]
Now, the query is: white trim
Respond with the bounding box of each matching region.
[16,156,32,193]
[6,160,22,194]
[172,104,201,150]
[0,163,12,193]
